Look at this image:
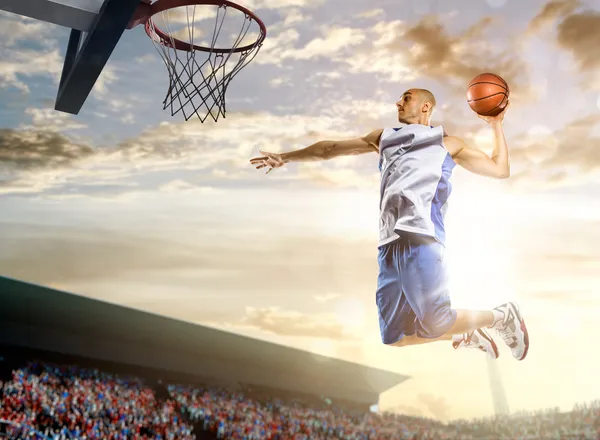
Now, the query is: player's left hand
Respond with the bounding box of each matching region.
[249,150,285,174]
[478,99,510,124]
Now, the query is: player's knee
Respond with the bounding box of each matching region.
[420,305,455,338]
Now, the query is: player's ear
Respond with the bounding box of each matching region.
[422,101,432,113]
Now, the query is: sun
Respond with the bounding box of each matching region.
[443,175,518,310]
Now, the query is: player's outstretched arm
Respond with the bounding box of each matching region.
[447,101,511,179]
[249,128,383,174]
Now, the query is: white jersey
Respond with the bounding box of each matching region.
[378,124,456,247]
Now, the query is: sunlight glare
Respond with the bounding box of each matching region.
[444,180,518,310]
[334,298,367,330]
[309,339,337,358]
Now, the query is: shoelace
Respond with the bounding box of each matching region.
[496,326,514,344]
[493,310,515,342]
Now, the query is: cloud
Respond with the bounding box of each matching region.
[0,224,204,284]
[160,5,218,25]
[0,9,118,100]
[240,306,350,340]
[92,65,119,97]
[0,220,378,305]
[22,107,88,131]
[1,108,382,196]
[0,119,201,196]
[508,113,600,186]
[528,0,581,33]
[528,0,600,89]
[135,54,156,63]
[247,0,323,9]
[0,12,66,93]
[5,99,595,198]
[357,9,385,19]
[252,23,371,70]
[295,164,378,189]
[0,218,380,339]
[293,27,367,60]
[357,16,529,97]
[0,11,58,47]
[314,293,341,302]
[0,128,94,171]
[279,8,307,26]
[158,179,218,194]
[0,48,63,93]
[555,10,600,88]
[258,14,530,99]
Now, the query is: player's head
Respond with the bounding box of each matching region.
[396,89,436,125]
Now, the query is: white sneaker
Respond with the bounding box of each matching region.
[491,302,529,361]
[452,328,499,359]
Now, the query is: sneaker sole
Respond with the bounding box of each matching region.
[509,302,529,361]
[518,318,529,361]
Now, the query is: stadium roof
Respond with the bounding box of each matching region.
[0,276,409,405]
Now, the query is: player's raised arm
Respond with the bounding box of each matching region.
[249,128,383,173]
[446,101,511,179]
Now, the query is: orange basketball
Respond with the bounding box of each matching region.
[466,73,509,117]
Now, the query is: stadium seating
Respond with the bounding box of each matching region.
[0,360,598,440]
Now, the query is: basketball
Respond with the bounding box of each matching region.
[466,73,509,117]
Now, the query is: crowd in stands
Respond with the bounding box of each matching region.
[0,362,194,439]
[0,359,598,440]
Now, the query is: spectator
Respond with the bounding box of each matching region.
[1,360,598,440]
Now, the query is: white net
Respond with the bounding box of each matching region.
[146,3,265,122]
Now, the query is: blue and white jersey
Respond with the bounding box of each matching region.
[378,124,456,247]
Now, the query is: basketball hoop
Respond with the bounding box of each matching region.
[128,0,266,122]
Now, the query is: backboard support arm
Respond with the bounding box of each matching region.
[54,0,143,115]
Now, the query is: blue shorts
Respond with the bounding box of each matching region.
[376,235,457,344]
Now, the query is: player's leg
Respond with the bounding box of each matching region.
[375,238,420,346]
[452,302,529,361]
[389,333,453,347]
[378,236,498,358]
[389,302,526,360]
[388,312,500,359]
[388,236,527,359]
[375,237,495,351]
[389,308,494,343]
[398,235,464,341]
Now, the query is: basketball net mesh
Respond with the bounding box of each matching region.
[146,5,264,122]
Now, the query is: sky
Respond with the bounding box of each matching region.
[1,0,600,422]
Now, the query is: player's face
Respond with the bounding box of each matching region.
[396,91,420,123]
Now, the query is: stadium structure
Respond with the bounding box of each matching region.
[0,275,408,411]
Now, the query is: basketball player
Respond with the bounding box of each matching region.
[249,89,529,361]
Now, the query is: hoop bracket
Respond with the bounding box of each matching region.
[127,0,152,29]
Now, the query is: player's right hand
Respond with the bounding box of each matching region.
[249,150,285,174]
[477,100,510,125]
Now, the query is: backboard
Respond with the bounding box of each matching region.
[0,0,144,115]
[0,0,266,121]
